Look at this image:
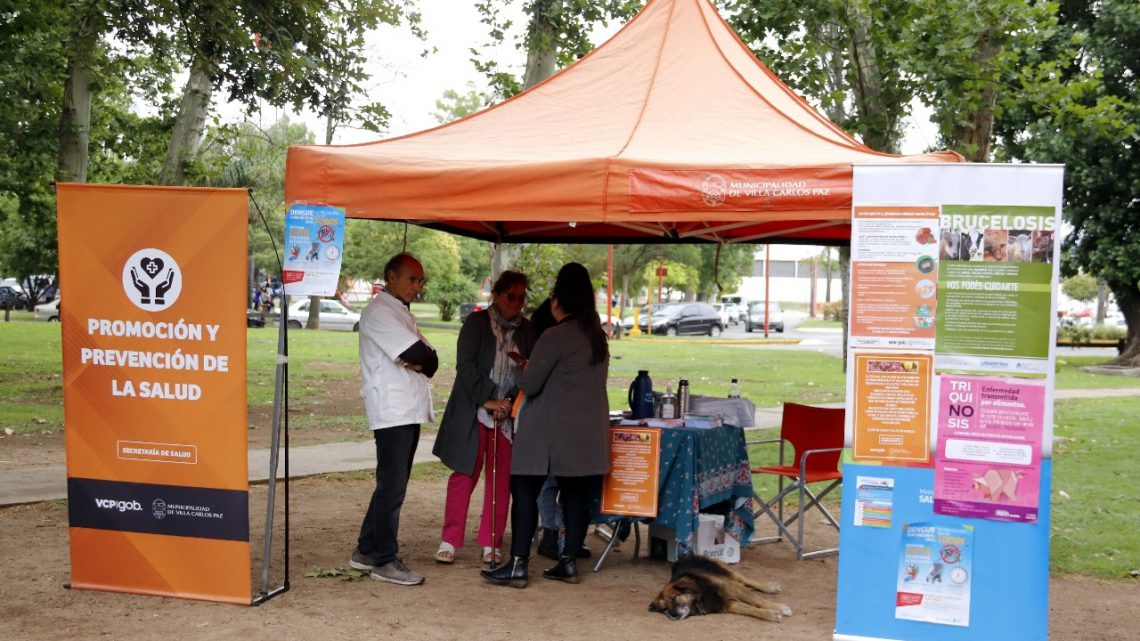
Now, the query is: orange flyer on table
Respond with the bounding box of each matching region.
[601,427,661,517]
[852,352,933,463]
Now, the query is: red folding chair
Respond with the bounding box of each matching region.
[750,403,844,559]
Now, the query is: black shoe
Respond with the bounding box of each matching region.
[480,556,529,589]
[576,544,592,559]
[537,528,560,560]
[542,556,580,584]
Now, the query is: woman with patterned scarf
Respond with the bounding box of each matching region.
[432,271,535,565]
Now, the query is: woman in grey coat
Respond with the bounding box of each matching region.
[432,271,535,564]
[481,262,609,588]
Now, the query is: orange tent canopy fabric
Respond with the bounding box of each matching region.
[284,0,960,244]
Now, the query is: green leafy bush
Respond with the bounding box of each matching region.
[821,301,844,321]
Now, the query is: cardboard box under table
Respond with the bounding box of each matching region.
[650,514,741,564]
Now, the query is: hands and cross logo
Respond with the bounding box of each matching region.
[122,248,182,311]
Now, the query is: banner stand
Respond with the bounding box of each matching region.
[253,278,292,605]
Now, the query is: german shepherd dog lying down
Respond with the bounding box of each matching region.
[648,556,792,622]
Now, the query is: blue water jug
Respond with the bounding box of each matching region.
[628,370,654,419]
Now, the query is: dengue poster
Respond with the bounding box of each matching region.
[601,427,661,517]
[934,375,1044,523]
[934,205,1057,376]
[849,206,941,349]
[895,522,974,627]
[282,204,346,297]
[851,352,933,463]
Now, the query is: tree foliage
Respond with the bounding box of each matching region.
[1061,273,1099,304]
[471,0,639,99]
[998,0,1140,364]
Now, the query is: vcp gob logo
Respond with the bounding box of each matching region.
[121,248,182,312]
[700,174,727,207]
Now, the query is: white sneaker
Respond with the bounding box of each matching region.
[371,558,424,586]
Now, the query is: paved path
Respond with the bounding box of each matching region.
[2,389,1135,507]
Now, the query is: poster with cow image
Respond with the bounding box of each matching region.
[56,184,250,604]
[934,205,1058,376]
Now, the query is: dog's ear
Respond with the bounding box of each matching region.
[672,576,698,593]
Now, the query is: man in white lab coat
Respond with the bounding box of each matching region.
[348,252,437,586]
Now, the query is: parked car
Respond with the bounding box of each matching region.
[638,302,723,336]
[710,303,732,327]
[0,285,29,310]
[599,311,626,336]
[624,303,667,329]
[458,301,488,323]
[745,300,784,333]
[726,302,746,324]
[284,299,361,331]
[34,298,60,321]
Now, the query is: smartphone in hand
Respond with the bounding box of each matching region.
[507,351,528,367]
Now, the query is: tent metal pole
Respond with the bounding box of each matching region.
[254,294,290,605]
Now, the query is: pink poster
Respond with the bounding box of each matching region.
[934,375,1044,523]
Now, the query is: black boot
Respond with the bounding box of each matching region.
[536,528,560,560]
[480,556,529,589]
[542,556,580,584]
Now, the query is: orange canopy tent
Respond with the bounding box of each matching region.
[284,0,960,245]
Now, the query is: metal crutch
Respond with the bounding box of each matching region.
[489,414,501,568]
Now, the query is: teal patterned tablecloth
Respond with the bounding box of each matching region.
[602,424,755,556]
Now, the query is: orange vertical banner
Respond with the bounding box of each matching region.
[56,184,250,604]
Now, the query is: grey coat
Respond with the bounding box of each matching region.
[432,310,535,476]
[512,318,610,476]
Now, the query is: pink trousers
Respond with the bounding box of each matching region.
[440,424,512,548]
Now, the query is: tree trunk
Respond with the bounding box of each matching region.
[489,1,561,275]
[523,0,560,88]
[1111,283,1140,367]
[56,12,103,184]
[951,26,1001,161]
[824,248,834,302]
[839,246,851,372]
[159,56,214,186]
[1095,280,1108,325]
[809,262,818,318]
[846,1,897,153]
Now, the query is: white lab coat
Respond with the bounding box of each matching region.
[358,291,435,430]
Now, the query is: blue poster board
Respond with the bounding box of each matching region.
[834,461,1051,641]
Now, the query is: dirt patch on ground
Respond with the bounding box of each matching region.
[0,474,1135,641]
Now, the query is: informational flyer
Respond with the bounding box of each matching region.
[601,427,661,517]
[282,204,346,297]
[934,375,1044,523]
[935,205,1057,375]
[851,352,933,462]
[854,475,894,528]
[849,206,941,349]
[895,522,974,627]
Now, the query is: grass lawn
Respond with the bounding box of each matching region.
[1051,396,1140,579]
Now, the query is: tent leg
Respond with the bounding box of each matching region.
[256,299,290,602]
